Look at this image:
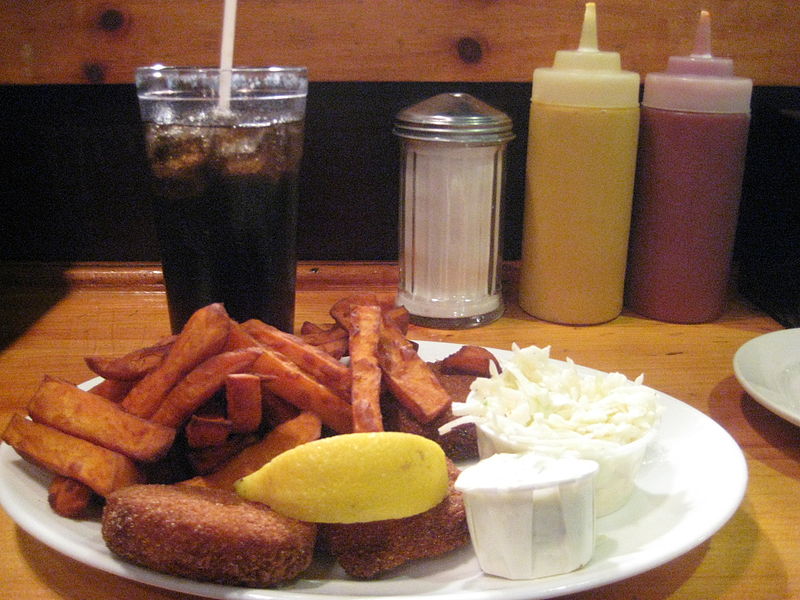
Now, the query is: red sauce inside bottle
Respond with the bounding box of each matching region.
[625,106,750,323]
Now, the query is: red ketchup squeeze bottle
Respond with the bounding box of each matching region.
[625,10,753,323]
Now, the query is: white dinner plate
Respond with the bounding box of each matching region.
[1,341,747,600]
[733,328,800,427]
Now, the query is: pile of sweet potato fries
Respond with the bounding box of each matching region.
[2,294,470,519]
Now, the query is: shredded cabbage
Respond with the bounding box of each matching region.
[449,344,661,455]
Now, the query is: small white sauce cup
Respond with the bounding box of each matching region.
[476,424,656,517]
[455,453,598,580]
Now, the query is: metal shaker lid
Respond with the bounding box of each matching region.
[394,93,515,143]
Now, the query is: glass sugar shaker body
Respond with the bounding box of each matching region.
[394,93,514,328]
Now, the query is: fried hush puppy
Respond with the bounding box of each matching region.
[101,484,316,587]
[320,459,470,579]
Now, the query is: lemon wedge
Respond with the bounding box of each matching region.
[234,432,449,523]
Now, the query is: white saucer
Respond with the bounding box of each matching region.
[733,328,800,426]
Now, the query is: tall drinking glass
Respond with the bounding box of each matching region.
[135,66,307,333]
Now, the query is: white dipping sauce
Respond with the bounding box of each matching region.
[455,452,598,580]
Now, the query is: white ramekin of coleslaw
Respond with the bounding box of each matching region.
[443,344,662,516]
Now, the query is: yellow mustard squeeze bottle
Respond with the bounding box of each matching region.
[519,2,640,324]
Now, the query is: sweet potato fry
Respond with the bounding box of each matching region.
[385,305,411,333]
[150,347,263,428]
[300,321,327,335]
[223,319,261,351]
[318,338,348,359]
[440,345,501,378]
[183,411,322,490]
[260,383,301,428]
[301,306,407,359]
[300,323,349,359]
[185,415,233,448]
[251,349,352,434]
[242,319,352,400]
[27,375,176,462]
[186,433,258,475]
[84,336,176,381]
[48,475,95,518]
[309,337,347,359]
[121,303,232,419]
[331,295,411,338]
[2,413,144,497]
[330,293,381,331]
[349,305,383,432]
[300,321,347,340]
[88,377,135,403]
[225,373,263,434]
[377,315,451,423]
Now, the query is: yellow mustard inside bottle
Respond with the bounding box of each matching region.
[519,2,640,325]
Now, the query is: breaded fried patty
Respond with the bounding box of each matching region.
[321,460,469,578]
[102,484,316,587]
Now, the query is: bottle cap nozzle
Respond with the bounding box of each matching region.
[578,2,598,52]
[692,10,712,57]
[643,9,752,113]
[667,10,733,77]
[533,2,639,108]
[553,2,620,70]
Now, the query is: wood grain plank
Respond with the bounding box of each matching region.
[0,261,402,291]
[1,0,797,85]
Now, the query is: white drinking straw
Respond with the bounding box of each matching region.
[218,0,238,112]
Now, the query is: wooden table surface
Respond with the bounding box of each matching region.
[1,261,797,600]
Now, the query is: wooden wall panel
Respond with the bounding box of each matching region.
[1,0,798,86]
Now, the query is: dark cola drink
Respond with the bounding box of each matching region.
[136,66,308,333]
[144,120,304,332]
